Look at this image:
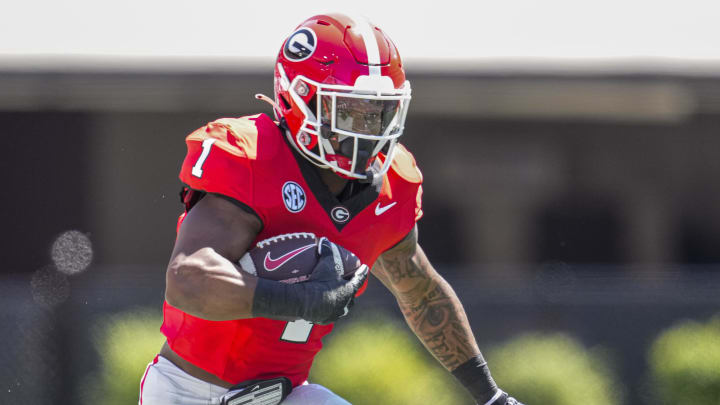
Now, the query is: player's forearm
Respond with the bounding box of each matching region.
[376,250,516,405]
[397,270,481,370]
[165,248,258,321]
[376,244,481,371]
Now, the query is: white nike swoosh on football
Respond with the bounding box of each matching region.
[375,202,397,215]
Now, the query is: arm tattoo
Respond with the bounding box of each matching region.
[375,228,480,371]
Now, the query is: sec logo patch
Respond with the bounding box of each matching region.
[282,181,306,213]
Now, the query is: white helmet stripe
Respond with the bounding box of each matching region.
[348,14,381,76]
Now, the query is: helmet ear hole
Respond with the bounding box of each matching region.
[279,95,291,110]
[309,94,331,139]
[308,95,318,115]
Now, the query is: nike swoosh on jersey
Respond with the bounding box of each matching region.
[263,244,316,271]
[375,201,397,215]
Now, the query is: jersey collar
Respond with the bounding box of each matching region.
[282,127,382,231]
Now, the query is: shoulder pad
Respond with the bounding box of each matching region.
[187,114,273,160]
[390,143,423,184]
[179,114,281,208]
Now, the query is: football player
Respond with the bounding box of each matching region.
[139,13,525,405]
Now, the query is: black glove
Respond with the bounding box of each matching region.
[304,238,369,323]
[483,390,525,405]
[252,237,368,324]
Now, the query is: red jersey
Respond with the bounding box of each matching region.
[161,113,423,387]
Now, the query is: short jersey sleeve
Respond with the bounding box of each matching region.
[179,117,261,208]
[390,143,424,223]
[415,184,424,222]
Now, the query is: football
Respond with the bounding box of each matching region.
[238,232,362,283]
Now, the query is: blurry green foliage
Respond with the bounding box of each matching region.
[80,308,627,405]
[311,314,473,405]
[81,308,164,405]
[487,333,621,405]
[649,315,720,404]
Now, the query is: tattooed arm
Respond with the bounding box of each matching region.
[372,225,479,370]
[373,226,523,405]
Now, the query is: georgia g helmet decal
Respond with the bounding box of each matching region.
[273,13,412,181]
[283,28,317,62]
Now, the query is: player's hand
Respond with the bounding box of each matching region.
[483,390,525,405]
[295,237,368,324]
[252,238,368,324]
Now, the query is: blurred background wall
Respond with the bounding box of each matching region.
[2,1,720,404]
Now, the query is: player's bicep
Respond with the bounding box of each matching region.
[171,193,262,263]
[165,193,262,318]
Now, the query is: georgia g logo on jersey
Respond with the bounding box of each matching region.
[331,206,350,223]
[284,28,317,62]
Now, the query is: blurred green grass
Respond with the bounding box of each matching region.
[83,308,626,405]
[311,314,473,404]
[649,315,720,404]
[488,333,621,405]
[312,315,621,405]
[81,308,164,405]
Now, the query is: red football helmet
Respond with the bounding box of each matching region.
[273,13,411,181]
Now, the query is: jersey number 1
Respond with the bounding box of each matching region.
[192,138,216,178]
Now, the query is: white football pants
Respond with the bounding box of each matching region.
[139,356,350,405]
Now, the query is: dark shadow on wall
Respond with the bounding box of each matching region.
[534,191,626,264]
[0,111,92,274]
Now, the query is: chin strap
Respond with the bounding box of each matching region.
[358,171,374,184]
[358,161,384,191]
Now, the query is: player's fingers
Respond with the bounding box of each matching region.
[315,237,345,279]
[347,264,369,290]
[328,240,344,277]
[316,236,332,257]
[343,295,356,315]
[309,254,335,281]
